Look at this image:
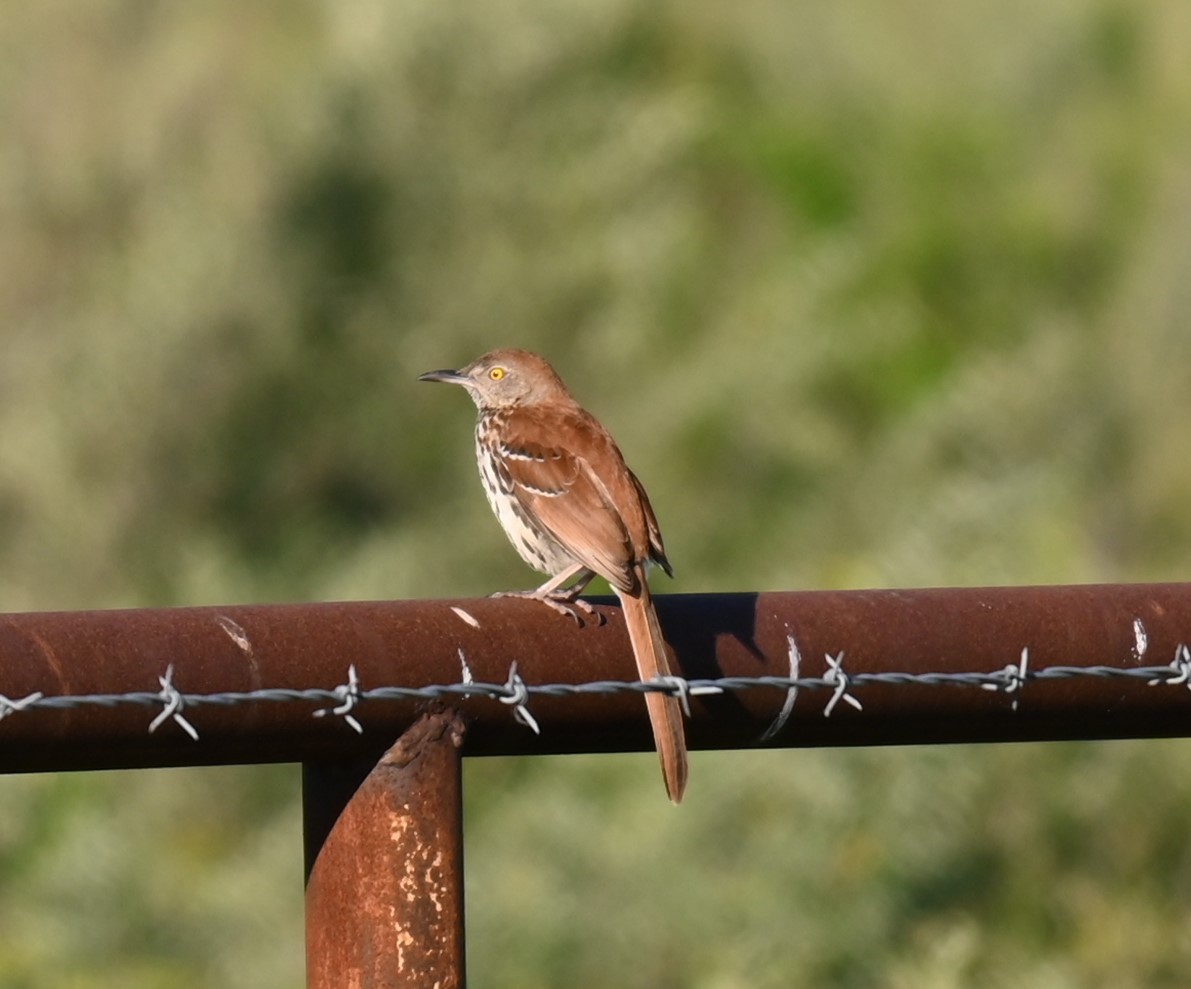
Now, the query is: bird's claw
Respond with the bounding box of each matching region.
[491,589,605,627]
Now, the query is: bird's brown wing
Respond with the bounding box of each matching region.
[628,467,672,577]
[497,407,638,592]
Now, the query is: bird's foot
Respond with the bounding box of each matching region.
[491,588,604,626]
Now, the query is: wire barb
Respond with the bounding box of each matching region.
[823,652,862,717]
[980,647,1030,711]
[652,675,693,718]
[313,664,364,734]
[148,665,199,740]
[500,662,540,735]
[1149,643,1191,688]
[0,691,44,721]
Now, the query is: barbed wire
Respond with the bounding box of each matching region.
[1,641,1188,740]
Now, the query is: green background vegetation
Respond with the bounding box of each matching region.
[2,1,1191,985]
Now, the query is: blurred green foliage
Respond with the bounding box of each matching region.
[2,1,1191,986]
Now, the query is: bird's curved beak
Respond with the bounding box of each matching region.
[418,368,469,385]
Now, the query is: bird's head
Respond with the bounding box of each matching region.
[418,348,572,410]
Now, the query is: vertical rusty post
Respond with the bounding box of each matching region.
[304,711,467,989]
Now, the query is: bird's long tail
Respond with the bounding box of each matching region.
[617,578,688,803]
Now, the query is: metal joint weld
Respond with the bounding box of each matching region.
[148,665,199,740]
[450,606,481,629]
[458,648,475,686]
[1132,618,1148,660]
[500,662,540,735]
[314,664,364,734]
[761,633,801,740]
[823,652,862,717]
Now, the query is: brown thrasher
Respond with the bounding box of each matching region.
[419,348,688,803]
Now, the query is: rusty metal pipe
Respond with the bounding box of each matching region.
[305,711,466,989]
[1,584,1189,773]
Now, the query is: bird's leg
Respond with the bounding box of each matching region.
[492,564,603,624]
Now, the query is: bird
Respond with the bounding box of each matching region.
[419,348,688,803]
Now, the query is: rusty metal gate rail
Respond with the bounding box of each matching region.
[2,583,1190,987]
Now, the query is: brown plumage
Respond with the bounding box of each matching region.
[419,348,688,803]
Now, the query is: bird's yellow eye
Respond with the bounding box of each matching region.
[488,367,506,381]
